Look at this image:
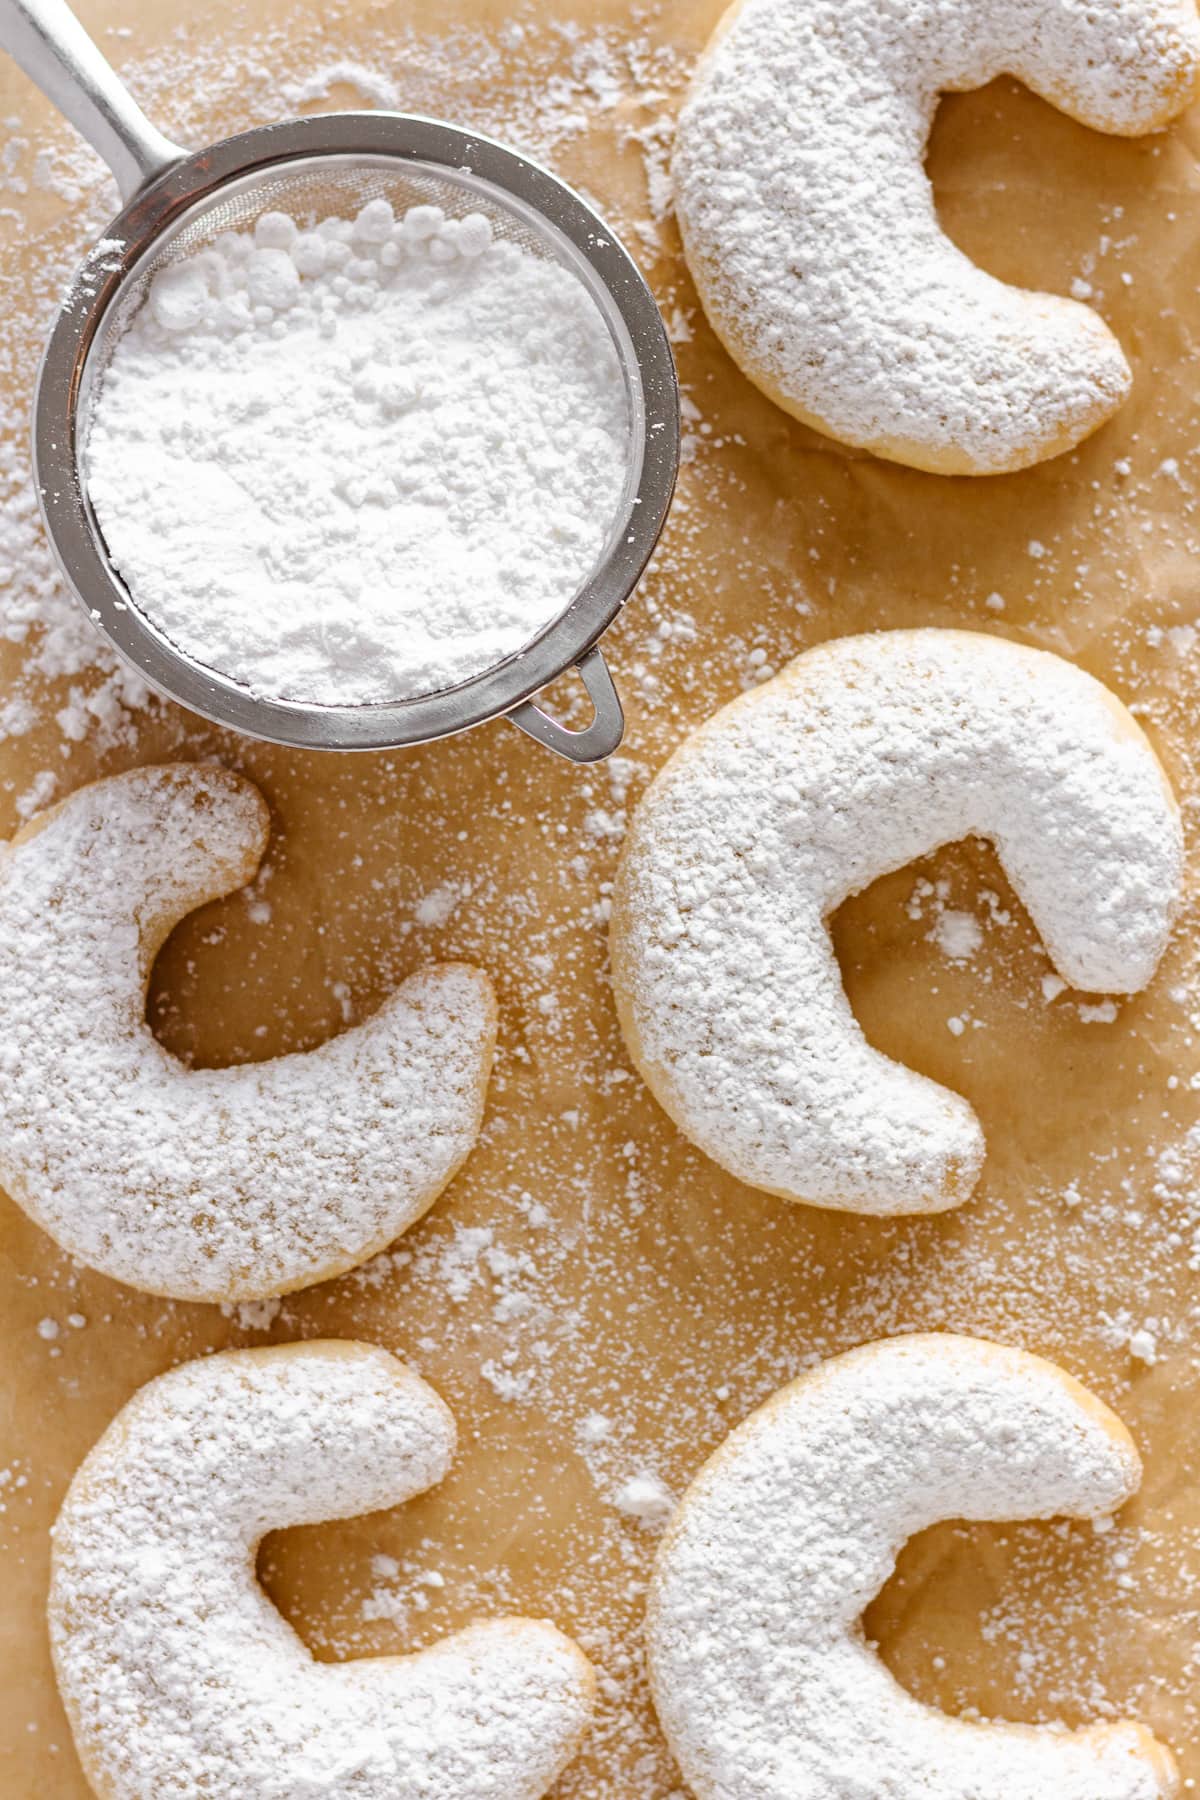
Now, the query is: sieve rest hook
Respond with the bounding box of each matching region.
[0,0,184,204]
[507,645,625,763]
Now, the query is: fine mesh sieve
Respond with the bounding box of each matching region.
[2,0,680,761]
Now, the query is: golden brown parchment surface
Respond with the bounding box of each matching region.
[5,0,1200,1792]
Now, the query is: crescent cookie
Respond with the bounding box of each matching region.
[50,1341,596,1800]
[672,0,1200,474]
[647,1334,1178,1800]
[611,630,1182,1215]
[0,764,497,1301]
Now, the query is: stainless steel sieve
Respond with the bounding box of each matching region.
[0,0,680,761]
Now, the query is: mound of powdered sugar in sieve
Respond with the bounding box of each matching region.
[84,199,631,705]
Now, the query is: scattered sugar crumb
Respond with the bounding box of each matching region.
[612,1473,674,1527]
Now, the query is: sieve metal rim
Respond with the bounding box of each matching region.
[32,111,680,759]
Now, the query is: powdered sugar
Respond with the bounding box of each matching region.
[612,631,1182,1214]
[672,0,1200,473]
[0,764,497,1300]
[4,12,1197,1796]
[85,198,630,703]
[0,428,152,747]
[50,1341,595,1799]
[647,1335,1175,1800]
[612,1471,674,1526]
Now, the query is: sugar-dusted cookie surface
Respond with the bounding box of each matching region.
[0,764,497,1301]
[611,630,1182,1214]
[50,1341,595,1800]
[672,0,1200,474]
[647,1333,1178,1800]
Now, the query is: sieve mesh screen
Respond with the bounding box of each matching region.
[35,116,674,751]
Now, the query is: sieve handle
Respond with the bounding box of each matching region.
[0,0,183,205]
[507,645,625,763]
